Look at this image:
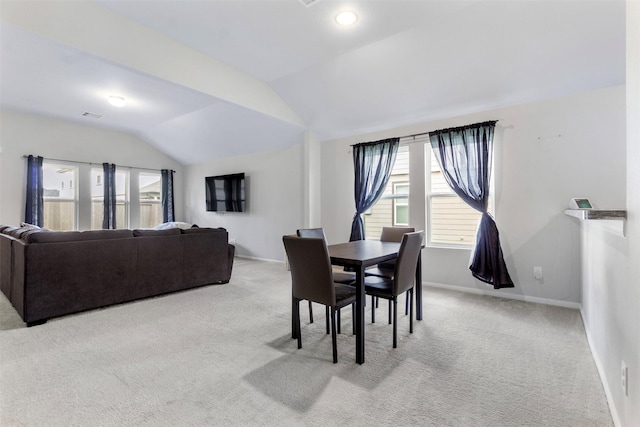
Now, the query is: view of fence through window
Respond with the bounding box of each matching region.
[41,162,163,230]
[139,173,162,229]
[42,164,77,231]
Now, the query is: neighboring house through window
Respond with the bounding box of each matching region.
[361,138,493,247]
[363,145,410,239]
[426,142,492,248]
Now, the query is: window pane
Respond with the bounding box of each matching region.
[91,168,103,230]
[429,195,481,245]
[139,173,162,228]
[394,204,409,226]
[363,145,410,239]
[42,164,77,231]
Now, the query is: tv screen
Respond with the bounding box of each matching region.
[205,173,246,212]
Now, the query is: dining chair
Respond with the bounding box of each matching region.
[365,226,415,322]
[363,231,424,348]
[296,228,356,329]
[283,235,357,363]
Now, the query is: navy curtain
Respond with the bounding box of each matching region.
[102,163,117,229]
[349,138,399,241]
[161,169,175,223]
[25,155,44,227]
[429,121,514,289]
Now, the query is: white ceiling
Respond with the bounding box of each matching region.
[0,0,626,165]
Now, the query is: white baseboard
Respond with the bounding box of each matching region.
[235,254,285,264]
[424,281,581,309]
[580,309,622,427]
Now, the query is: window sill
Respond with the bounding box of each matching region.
[426,242,474,251]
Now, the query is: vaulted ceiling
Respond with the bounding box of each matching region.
[0,0,626,165]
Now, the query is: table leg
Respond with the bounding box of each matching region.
[355,265,365,364]
[415,254,423,320]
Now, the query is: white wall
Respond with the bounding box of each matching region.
[320,85,626,306]
[0,109,184,227]
[580,3,640,426]
[184,144,305,261]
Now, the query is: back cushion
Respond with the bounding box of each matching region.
[133,228,181,237]
[27,229,134,243]
[180,227,226,235]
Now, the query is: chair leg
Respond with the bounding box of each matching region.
[331,307,338,363]
[337,309,341,334]
[376,296,379,308]
[325,306,330,334]
[295,299,302,349]
[309,300,314,323]
[409,288,414,334]
[392,297,398,348]
[371,295,376,324]
[405,291,410,315]
[388,300,392,324]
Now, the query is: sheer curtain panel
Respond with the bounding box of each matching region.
[350,138,399,241]
[25,155,44,227]
[429,121,514,289]
[161,169,175,223]
[102,163,117,229]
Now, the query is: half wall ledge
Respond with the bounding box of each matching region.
[564,209,627,237]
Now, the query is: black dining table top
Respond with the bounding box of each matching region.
[328,240,400,267]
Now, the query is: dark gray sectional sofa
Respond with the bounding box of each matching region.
[0,225,235,326]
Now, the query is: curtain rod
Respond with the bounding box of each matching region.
[23,155,175,173]
[350,120,506,147]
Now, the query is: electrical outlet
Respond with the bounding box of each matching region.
[622,361,628,396]
[533,266,543,280]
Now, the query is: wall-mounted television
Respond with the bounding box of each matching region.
[205,173,246,212]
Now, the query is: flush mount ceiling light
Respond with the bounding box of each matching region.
[335,10,358,26]
[108,95,126,107]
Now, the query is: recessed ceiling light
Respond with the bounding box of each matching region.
[108,95,126,107]
[335,11,358,26]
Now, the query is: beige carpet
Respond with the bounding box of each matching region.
[0,258,612,426]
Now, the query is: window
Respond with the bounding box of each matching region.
[139,173,162,228]
[426,144,492,247]
[42,163,78,231]
[393,183,409,226]
[91,168,129,229]
[363,145,410,239]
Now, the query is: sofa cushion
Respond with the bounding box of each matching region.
[27,229,134,244]
[133,228,181,237]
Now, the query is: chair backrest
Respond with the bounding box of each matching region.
[380,226,415,243]
[393,231,424,295]
[296,228,327,240]
[283,235,335,306]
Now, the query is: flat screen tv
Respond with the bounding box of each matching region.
[205,173,246,212]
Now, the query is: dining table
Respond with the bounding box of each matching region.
[327,239,423,364]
